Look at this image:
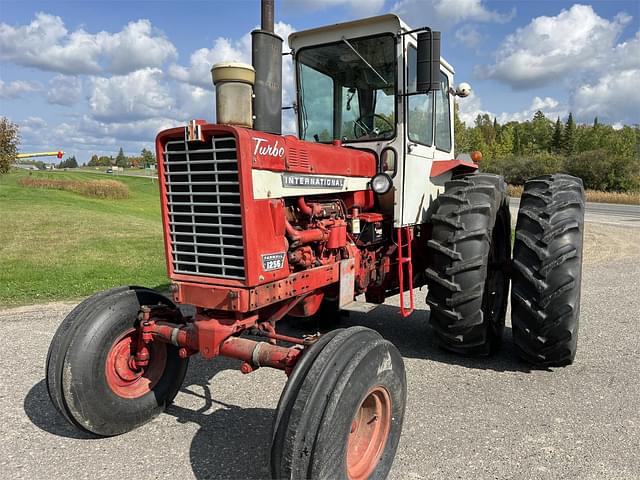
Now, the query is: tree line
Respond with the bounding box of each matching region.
[87,147,156,168]
[455,106,640,192]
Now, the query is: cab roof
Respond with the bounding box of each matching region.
[288,13,454,74]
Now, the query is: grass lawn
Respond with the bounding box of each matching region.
[0,170,168,307]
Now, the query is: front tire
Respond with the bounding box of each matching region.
[271,327,406,479]
[426,173,511,355]
[46,287,189,436]
[511,174,585,366]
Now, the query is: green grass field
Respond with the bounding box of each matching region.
[0,170,168,306]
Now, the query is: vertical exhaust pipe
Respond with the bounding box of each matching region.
[261,0,275,32]
[252,0,283,134]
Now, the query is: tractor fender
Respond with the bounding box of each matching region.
[430,159,478,177]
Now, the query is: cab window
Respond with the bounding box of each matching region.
[407,46,433,146]
[299,63,334,142]
[435,72,452,152]
[297,34,396,143]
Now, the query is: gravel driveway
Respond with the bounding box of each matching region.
[1,224,638,479]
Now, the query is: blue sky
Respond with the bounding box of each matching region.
[1,0,638,161]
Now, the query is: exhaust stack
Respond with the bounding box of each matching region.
[251,0,283,134]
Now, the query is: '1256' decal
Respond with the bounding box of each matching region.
[262,252,286,272]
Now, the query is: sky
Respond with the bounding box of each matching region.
[0,0,638,161]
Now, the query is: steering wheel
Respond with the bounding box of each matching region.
[353,114,394,139]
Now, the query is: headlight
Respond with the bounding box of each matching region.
[370,173,393,194]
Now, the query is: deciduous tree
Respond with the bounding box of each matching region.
[0,117,20,175]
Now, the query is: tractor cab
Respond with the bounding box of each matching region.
[290,14,468,226]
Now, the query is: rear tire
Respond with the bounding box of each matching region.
[270,327,406,479]
[46,287,189,436]
[512,174,585,367]
[426,173,511,355]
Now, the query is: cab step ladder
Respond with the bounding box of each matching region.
[397,226,414,317]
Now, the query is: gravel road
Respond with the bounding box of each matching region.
[1,226,639,480]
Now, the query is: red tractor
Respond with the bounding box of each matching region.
[47,4,585,478]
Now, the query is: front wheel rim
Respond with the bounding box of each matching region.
[105,328,167,399]
[346,386,392,480]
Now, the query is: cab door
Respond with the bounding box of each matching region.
[400,43,436,226]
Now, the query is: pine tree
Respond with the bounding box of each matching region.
[563,112,576,155]
[552,117,563,152]
[115,147,128,168]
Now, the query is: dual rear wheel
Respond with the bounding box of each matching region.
[426,173,585,366]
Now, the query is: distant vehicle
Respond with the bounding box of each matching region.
[106,168,113,174]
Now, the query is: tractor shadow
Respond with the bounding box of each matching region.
[281,304,536,373]
[166,355,275,480]
[23,379,95,439]
[24,356,275,479]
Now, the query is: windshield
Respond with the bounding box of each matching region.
[297,34,396,143]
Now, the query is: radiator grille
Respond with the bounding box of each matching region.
[163,135,245,280]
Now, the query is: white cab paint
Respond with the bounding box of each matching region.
[289,14,457,227]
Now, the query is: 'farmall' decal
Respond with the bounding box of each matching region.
[253,137,285,158]
[282,173,346,189]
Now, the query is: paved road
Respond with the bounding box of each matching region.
[510,198,640,228]
[1,252,639,479]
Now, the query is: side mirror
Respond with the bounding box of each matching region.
[416,30,441,92]
[380,147,397,174]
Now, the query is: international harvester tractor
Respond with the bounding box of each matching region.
[47,2,585,478]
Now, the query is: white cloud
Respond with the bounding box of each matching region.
[168,36,247,88]
[21,116,47,129]
[47,75,83,105]
[610,30,640,71]
[98,19,177,74]
[169,22,297,130]
[393,0,514,30]
[0,13,176,75]
[571,69,640,125]
[0,79,41,98]
[474,5,639,124]
[457,92,567,127]
[169,22,294,87]
[11,16,299,158]
[18,116,48,142]
[77,115,179,144]
[88,68,174,122]
[476,5,632,89]
[454,24,486,49]
[174,83,215,121]
[19,115,180,160]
